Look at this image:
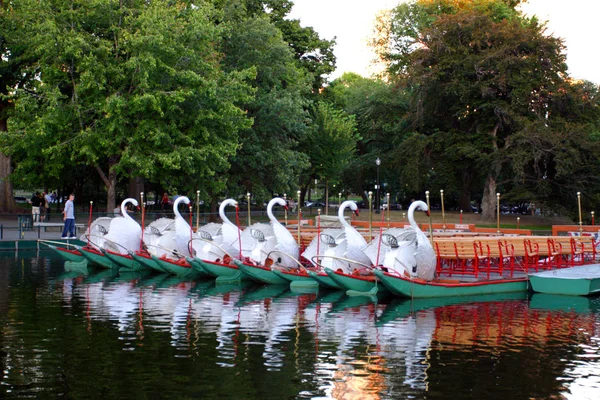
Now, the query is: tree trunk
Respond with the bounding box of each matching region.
[482,122,502,221]
[481,174,497,220]
[95,156,118,213]
[128,176,144,201]
[0,109,16,212]
[458,170,473,213]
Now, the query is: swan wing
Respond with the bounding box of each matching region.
[301,228,343,267]
[198,223,223,240]
[103,217,142,254]
[145,218,175,234]
[240,223,274,258]
[83,217,113,249]
[272,222,300,268]
[415,230,436,281]
[362,228,407,266]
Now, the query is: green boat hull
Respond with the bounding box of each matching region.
[104,250,144,272]
[235,260,288,285]
[150,255,201,279]
[374,269,528,298]
[132,252,164,273]
[272,268,316,283]
[47,244,87,263]
[325,268,387,295]
[307,270,341,289]
[529,265,600,296]
[80,247,119,269]
[185,258,213,278]
[196,259,243,280]
[529,275,600,296]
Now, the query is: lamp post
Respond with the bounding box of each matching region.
[283,193,288,225]
[375,158,381,214]
[496,193,501,235]
[386,192,390,227]
[196,190,200,232]
[247,192,251,227]
[297,190,302,245]
[338,192,342,211]
[592,211,595,226]
[440,189,446,229]
[577,192,583,233]
[426,191,433,242]
[368,191,373,239]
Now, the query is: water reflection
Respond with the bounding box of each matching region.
[1,252,600,399]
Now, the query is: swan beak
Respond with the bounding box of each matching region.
[283,205,289,211]
[354,210,360,217]
[425,210,431,217]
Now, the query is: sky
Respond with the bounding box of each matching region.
[288,0,600,84]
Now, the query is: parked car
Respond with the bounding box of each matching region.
[14,196,27,203]
[305,201,325,208]
[381,203,402,210]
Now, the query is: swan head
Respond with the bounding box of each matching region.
[348,201,359,217]
[268,197,288,211]
[174,196,191,207]
[412,200,429,216]
[122,198,139,207]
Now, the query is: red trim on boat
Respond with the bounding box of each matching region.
[58,248,82,256]
[381,271,527,288]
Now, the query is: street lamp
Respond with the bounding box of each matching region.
[375,158,381,214]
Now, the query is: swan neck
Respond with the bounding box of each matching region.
[219,200,235,227]
[121,199,134,221]
[338,202,352,229]
[407,202,419,229]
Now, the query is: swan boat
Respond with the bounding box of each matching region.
[189,199,251,283]
[315,201,382,294]
[100,199,144,271]
[235,197,296,285]
[144,196,203,279]
[77,199,142,270]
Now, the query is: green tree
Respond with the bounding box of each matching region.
[323,73,411,206]
[219,13,311,204]
[300,102,359,205]
[2,0,253,211]
[384,0,573,218]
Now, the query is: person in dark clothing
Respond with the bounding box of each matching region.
[30,192,42,222]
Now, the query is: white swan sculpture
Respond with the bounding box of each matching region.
[364,200,436,280]
[335,201,372,273]
[173,196,196,257]
[83,198,139,253]
[102,198,142,254]
[239,197,284,265]
[190,198,240,262]
[144,196,191,258]
[264,197,300,269]
[302,201,371,274]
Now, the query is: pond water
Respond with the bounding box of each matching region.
[1,251,600,399]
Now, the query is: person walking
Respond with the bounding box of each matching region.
[61,194,76,239]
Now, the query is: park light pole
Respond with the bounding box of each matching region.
[375,157,381,214]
